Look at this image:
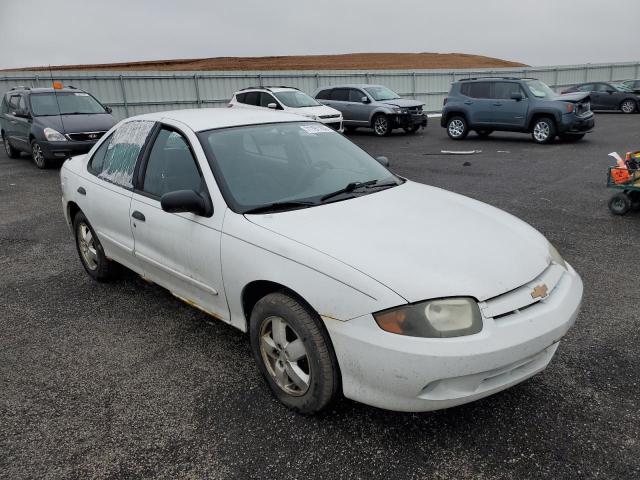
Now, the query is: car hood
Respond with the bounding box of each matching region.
[34,113,116,134]
[378,98,424,108]
[245,181,551,303]
[292,104,342,118]
[552,92,590,103]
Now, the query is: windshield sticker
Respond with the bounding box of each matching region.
[74,93,90,96]
[300,124,333,134]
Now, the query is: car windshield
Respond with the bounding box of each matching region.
[364,86,401,101]
[30,92,107,116]
[524,80,557,99]
[273,91,320,108]
[612,83,633,92]
[198,122,400,213]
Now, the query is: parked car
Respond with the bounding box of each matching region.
[561,82,639,113]
[228,86,343,132]
[442,77,594,144]
[60,108,583,414]
[0,85,115,168]
[621,79,640,94]
[313,84,427,136]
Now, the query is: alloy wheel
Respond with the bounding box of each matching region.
[621,100,636,113]
[259,315,311,396]
[448,119,465,138]
[32,143,45,168]
[533,121,550,142]
[4,137,11,156]
[78,223,99,271]
[374,116,389,136]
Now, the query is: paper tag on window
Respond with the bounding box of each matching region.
[300,124,332,134]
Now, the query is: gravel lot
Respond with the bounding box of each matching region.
[1,114,639,480]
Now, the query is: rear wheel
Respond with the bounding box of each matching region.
[531,117,556,144]
[31,140,50,169]
[608,192,631,215]
[73,212,114,280]
[475,129,493,137]
[446,116,468,140]
[372,114,392,136]
[249,292,340,414]
[3,133,20,158]
[620,99,637,114]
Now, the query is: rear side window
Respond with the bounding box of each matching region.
[88,120,155,188]
[235,92,246,103]
[315,89,331,100]
[331,89,350,101]
[493,82,524,100]
[460,82,492,99]
[142,128,202,198]
[243,91,260,106]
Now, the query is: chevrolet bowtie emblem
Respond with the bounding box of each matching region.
[530,284,549,299]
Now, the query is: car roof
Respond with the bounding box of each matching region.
[129,108,309,132]
[318,84,383,89]
[7,87,84,94]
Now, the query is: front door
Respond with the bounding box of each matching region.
[348,88,372,124]
[491,82,528,128]
[130,125,229,322]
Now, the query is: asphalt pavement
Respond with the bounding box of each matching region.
[1,114,639,479]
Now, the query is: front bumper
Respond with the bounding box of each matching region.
[319,117,344,133]
[37,140,97,160]
[390,112,427,129]
[558,112,595,134]
[324,264,583,412]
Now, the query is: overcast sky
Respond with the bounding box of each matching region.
[1,0,638,70]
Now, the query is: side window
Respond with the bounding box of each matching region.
[243,91,260,106]
[235,92,246,103]
[259,92,280,108]
[578,84,593,92]
[594,83,610,92]
[89,120,155,188]
[0,95,7,114]
[142,128,202,198]
[315,89,331,100]
[331,89,350,101]
[88,134,113,175]
[461,82,491,99]
[8,95,21,111]
[493,82,524,100]
[349,89,365,102]
[18,96,27,111]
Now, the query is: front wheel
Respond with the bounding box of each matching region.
[73,212,114,280]
[249,292,340,414]
[3,134,20,158]
[608,192,631,215]
[372,114,392,137]
[31,140,50,169]
[446,116,469,140]
[531,118,556,144]
[620,99,637,114]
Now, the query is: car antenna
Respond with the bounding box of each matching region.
[48,65,67,132]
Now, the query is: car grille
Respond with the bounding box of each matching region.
[319,114,340,119]
[479,264,566,321]
[65,131,107,142]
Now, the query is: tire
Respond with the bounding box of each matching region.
[31,139,50,169]
[608,192,631,215]
[372,114,392,137]
[559,133,585,142]
[249,292,340,414]
[3,133,20,159]
[620,99,637,114]
[475,129,493,138]
[446,116,469,140]
[403,125,420,134]
[531,117,556,144]
[73,212,114,280]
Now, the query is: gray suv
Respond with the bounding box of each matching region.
[441,77,595,144]
[1,85,115,168]
[313,84,427,136]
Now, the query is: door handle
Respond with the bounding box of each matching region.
[464,101,473,105]
[131,211,145,222]
[493,102,503,106]
[77,186,86,195]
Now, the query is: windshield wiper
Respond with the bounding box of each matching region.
[243,200,317,214]
[320,180,379,202]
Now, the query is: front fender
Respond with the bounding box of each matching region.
[368,106,397,124]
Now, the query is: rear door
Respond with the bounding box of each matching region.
[460,81,494,125]
[82,120,155,270]
[492,82,528,128]
[130,124,229,321]
[328,88,352,122]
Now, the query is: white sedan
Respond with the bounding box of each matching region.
[60,108,583,414]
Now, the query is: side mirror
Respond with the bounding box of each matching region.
[160,190,212,217]
[361,96,370,104]
[267,103,278,109]
[105,106,113,114]
[510,92,524,101]
[375,156,390,167]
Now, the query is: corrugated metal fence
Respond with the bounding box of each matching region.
[1,61,638,120]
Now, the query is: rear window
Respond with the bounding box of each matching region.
[460,82,491,99]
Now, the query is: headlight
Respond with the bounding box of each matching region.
[392,107,402,113]
[44,128,67,142]
[548,243,567,269]
[374,297,483,338]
